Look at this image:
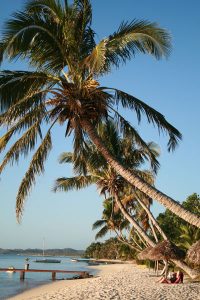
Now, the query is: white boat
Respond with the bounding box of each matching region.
[6,266,16,273]
[71,258,78,262]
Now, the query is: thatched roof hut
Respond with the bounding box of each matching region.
[187,240,200,266]
[137,246,153,260]
[147,240,185,261]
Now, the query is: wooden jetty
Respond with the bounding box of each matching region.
[0,268,90,281]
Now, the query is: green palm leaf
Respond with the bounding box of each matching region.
[53,175,96,192]
[0,71,58,112]
[95,225,109,240]
[0,121,42,174]
[92,219,106,230]
[84,20,171,75]
[16,130,52,221]
[110,88,182,151]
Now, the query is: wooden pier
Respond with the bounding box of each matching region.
[0,268,90,281]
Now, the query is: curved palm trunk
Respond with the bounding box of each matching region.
[82,120,200,228]
[112,228,141,252]
[113,193,154,247]
[116,235,141,252]
[149,220,159,242]
[113,192,200,279]
[135,195,168,240]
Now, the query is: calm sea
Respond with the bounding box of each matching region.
[0,254,94,299]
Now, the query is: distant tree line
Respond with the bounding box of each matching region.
[84,238,135,260]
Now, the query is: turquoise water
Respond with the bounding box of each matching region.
[0,254,93,299]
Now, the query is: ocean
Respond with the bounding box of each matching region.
[0,254,94,299]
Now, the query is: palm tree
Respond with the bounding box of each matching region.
[54,123,200,278]
[93,198,142,252]
[54,120,160,246]
[0,0,199,227]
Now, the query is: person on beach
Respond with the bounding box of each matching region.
[158,271,184,284]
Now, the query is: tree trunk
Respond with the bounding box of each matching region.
[117,235,141,252]
[114,193,200,278]
[171,259,200,279]
[82,120,200,228]
[114,193,154,247]
[135,195,168,240]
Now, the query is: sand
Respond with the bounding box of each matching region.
[9,264,200,300]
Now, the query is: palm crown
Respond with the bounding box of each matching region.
[0,0,185,222]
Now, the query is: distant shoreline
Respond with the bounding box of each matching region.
[0,248,84,256]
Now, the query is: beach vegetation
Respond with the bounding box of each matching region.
[157,193,200,250]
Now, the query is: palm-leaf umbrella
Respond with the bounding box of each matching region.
[147,240,185,261]
[186,240,200,267]
[137,246,153,260]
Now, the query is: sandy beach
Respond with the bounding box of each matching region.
[9,263,200,300]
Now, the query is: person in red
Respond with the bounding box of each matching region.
[158,271,184,284]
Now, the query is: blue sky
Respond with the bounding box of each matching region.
[0,0,200,250]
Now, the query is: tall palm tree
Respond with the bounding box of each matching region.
[0,0,199,227]
[54,123,200,278]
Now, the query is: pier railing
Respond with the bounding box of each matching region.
[0,268,90,281]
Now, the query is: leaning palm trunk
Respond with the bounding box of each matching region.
[135,195,168,240]
[116,235,141,252]
[113,193,154,247]
[82,120,200,228]
[113,193,200,278]
[149,220,159,242]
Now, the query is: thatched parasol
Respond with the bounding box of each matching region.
[147,240,185,261]
[187,240,200,266]
[137,246,153,260]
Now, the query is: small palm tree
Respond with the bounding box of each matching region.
[92,198,141,252]
[0,0,199,227]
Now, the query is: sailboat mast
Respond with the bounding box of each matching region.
[43,238,45,257]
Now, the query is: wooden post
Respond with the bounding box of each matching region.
[52,272,56,280]
[20,271,25,281]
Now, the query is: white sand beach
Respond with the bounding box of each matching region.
[9,263,200,300]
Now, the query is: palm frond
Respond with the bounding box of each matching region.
[53,174,95,192]
[1,10,66,71]
[109,109,160,172]
[92,219,106,230]
[84,19,171,75]
[16,130,52,221]
[83,40,107,74]
[0,121,43,174]
[110,88,182,151]
[0,104,46,153]
[25,0,65,22]
[58,152,73,164]
[106,20,171,67]
[95,225,109,240]
[0,70,58,112]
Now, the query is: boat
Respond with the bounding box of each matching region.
[87,261,100,266]
[34,238,61,263]
[71,258,78,262]
[6,266,16,273]
[35,259,61,263]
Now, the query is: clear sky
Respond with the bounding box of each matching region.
[0,0,200,250]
